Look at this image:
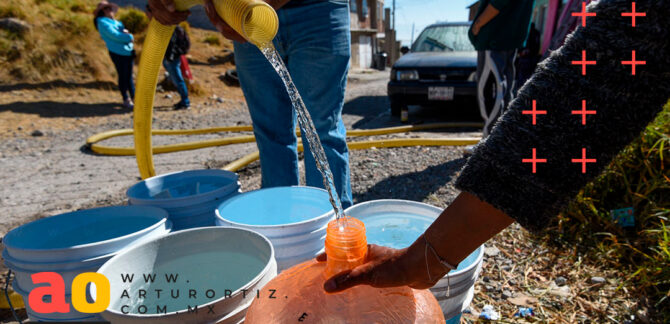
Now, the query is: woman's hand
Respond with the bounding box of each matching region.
[204,0,246,43]
[147,0,190,25]
[316,238,449,293]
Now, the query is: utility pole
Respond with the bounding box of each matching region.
[392,0,396,30]
[410,22,415,45]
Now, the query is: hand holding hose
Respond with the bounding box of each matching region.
[147,0,190,25]
[204,0,246,43]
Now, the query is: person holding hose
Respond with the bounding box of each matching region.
[148,0,353,208]
[317,0,670,292]
[94,1,136,109]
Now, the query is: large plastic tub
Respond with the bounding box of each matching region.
[215,186,335,271]
[93,227,277,324]
[127,169,240,230]
[2,205,171,322]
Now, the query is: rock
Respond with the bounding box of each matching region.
[509,279,517,285]
[164,94,173,99]
[482,276,490,283]
[216,97,224,103]
[484,246,500,257]
[502,265,512,272]
[17,126,22,131]
[502,290,513,299]
[0,18,30,34]
[555,276,567,286]
[485,285,495,292]
[31,130,44,137]
[591,276,606,284]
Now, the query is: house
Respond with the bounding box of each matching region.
[349,0,398,69]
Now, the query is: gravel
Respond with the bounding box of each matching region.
[555,276,568,286]
[591,276,606,285]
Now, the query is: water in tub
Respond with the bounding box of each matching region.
[113,251,265,314]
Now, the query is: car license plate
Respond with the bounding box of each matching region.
[428,87,454,101]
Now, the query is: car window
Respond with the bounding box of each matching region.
[412,25,475,52]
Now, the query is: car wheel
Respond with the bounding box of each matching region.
[390,101,404,117]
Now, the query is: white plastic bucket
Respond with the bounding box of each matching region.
[93,227,277,324]
[2,205,171,322]
[127,169,241,230]
[344,199,484,321]
[3,206,170,262]
[215,186,335,272]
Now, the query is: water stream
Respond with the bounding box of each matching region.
[261,45,345,223]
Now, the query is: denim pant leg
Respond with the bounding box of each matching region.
[163,59,189,106]
[234,39,300,188]
[282,2,353,208]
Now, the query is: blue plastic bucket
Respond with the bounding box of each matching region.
[2,205,171,322]
[344,199,484,322]
[93,227,277,324]
[127,169,240,230]
[215,186,335,271]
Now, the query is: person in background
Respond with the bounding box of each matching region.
[146,5,191,110]
[148,0,353,208]
[514,22,541,95]
[94,1,135,109]
[468,0,535,138]
[163,25,191,110]
[316,0,670,293]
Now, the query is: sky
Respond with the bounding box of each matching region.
[384,0,473,46]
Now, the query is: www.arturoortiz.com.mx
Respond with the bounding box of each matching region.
[27,272,282,315]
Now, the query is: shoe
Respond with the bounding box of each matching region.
[123,98,134,109]
[173,102,190,110]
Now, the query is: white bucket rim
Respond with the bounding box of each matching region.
[344,199,444,216]
[215,186,335,229]
[93,226,276,318]
[126,169,239,205]
[3,206,169,254]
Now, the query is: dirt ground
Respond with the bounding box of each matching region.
[0,62,645,322]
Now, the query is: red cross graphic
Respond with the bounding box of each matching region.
[571,148,596,173]
[621,2,645,27]
[522,100,547,125]
[621,50,645,75]
[522,148,547,174]
[572,50,596,75]
[572,2,596,27]
[571,100,596,125]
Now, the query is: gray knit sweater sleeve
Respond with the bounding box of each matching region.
[455,0,670,232]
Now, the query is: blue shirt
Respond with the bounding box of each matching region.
[96,17,134,56]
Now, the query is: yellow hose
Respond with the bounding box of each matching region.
[133,0,277,179]
[221,137,480,172]
[88,122,482,156]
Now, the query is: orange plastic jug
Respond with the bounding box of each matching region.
[245,217,445,324]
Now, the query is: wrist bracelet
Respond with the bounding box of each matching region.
[424,235,457,297]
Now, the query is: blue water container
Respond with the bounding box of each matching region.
[127,169,240,230]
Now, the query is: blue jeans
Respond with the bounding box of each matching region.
[234,1,352,208]
[163,58,190,106]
